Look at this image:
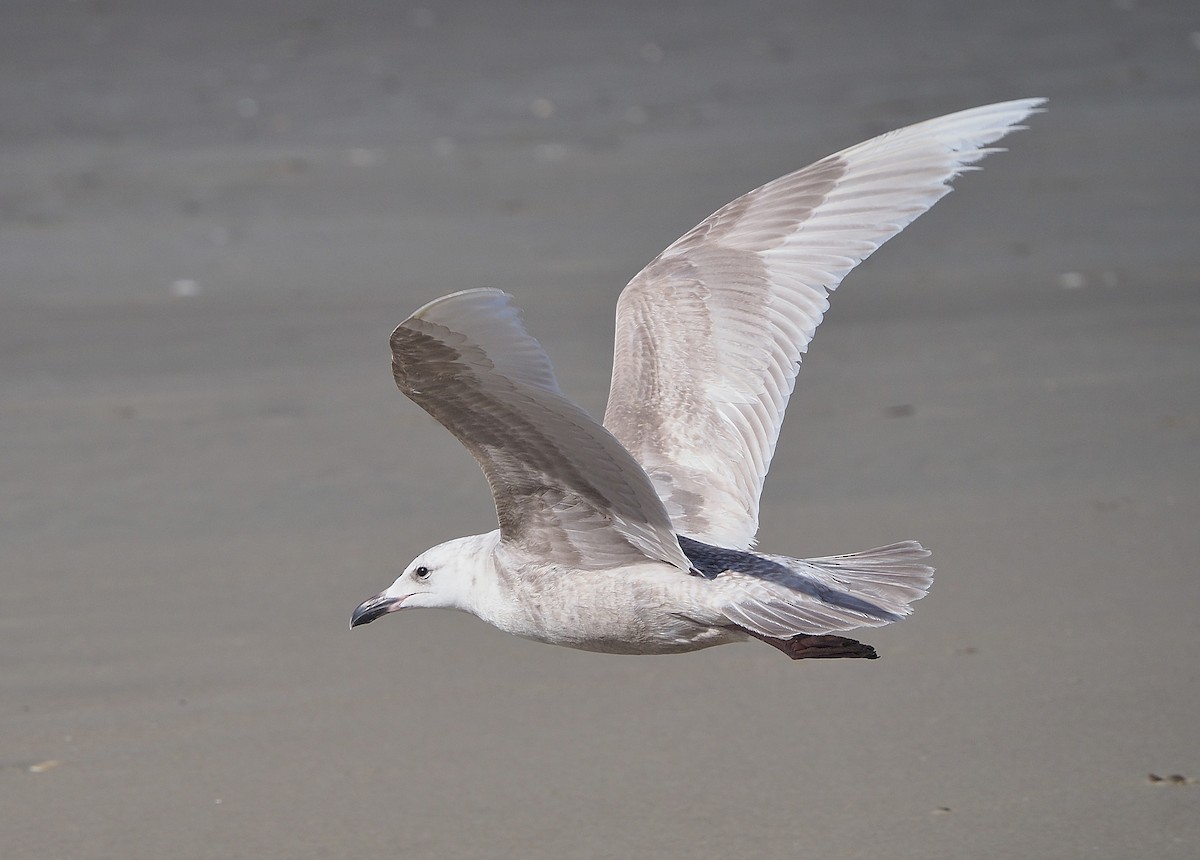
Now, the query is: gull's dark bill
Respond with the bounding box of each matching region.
[350,594,403,628]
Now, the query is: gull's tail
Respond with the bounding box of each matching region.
[718,541,934,648]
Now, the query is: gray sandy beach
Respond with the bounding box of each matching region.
[3,1,1198,857]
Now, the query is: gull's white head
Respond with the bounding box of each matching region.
[350,533,495,628]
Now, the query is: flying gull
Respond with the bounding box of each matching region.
[351,98,1044,660]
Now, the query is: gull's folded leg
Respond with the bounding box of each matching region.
[734,627,879,660]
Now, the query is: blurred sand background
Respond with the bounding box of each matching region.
[3,1,1198,857]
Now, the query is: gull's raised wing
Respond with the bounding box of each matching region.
[603,99,1045,548]
[392,288,692,571]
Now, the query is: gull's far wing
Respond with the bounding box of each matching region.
[391,288,692,571]
[603,99,1045,549]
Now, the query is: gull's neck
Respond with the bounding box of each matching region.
[453,529,507,617]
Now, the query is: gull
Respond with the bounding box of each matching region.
[351,98,1044,660]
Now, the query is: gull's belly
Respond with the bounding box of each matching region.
[487,563,742,655]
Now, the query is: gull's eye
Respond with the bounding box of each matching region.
[414,565,431,581]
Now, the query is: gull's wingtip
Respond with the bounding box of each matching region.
[1001,96,1048,111]
[972,96,1047,115]
[1006,96,1049,123]
[984,96,1049,128]
[933,97,1048,133]
[403,288,515,327]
